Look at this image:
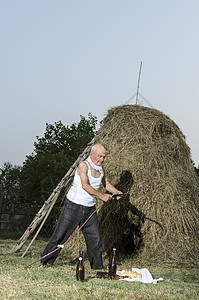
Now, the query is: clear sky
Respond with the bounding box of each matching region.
[0,0,198,167]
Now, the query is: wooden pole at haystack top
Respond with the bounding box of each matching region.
[136,61,142,105]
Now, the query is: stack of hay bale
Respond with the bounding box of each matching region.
[94,104,199,267]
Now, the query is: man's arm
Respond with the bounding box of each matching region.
[102,169,123,198]
[103,178,121,194]
[103,177,122,195]
[78,162,112,202]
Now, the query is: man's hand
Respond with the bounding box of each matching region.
[112,191,123,200]
[101,193,112,202]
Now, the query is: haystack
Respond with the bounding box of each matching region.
[94,104,199,267]
[68,104,199,268]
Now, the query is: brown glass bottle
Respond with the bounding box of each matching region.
[109,248,117,276]
[76,250,85,281]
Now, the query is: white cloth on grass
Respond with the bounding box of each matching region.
[117,268,163,284]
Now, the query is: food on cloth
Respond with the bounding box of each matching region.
[122,269,142,278]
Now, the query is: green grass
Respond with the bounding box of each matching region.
[0,234,198,299]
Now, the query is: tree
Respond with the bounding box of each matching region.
[20,113,97,206]
[0,113,97,234]
[0,162,23,209]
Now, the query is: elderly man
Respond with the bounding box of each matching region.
[40,144,122,269]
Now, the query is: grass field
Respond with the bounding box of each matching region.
[0,232,198,299]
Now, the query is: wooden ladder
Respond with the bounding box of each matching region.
[10,137,97,255]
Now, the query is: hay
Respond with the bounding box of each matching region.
[94,104,199,267]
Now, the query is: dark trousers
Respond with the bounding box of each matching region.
[41,198,103,269]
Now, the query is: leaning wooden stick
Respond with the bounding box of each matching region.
[24,194,124,269]
[24,202,104,269]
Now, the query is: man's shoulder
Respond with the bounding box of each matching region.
[79,161,88,167]
[78,161,88,172]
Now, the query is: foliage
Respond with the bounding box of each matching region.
[0,162,22,208]
[0,113,97,210]
[21,113,97,206]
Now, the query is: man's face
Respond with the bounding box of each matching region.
[90,146,106,166]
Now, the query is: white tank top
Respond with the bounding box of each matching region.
[67,161,104,207]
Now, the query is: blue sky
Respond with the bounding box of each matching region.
[0,0,199,167]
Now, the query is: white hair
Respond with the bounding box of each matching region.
[90,144,105,153]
